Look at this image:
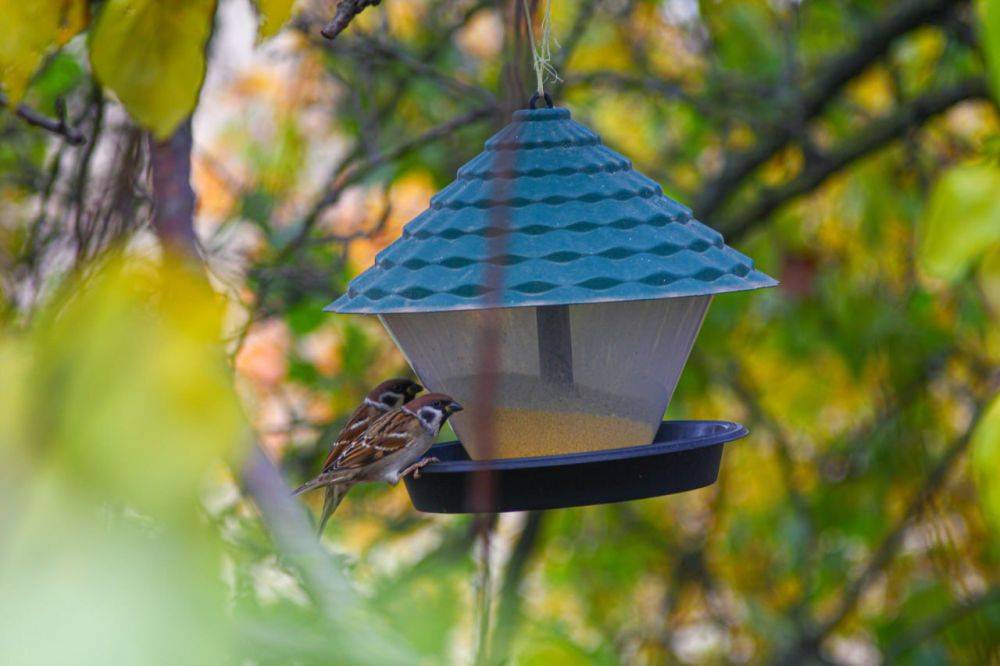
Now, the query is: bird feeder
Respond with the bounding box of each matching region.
[328,104,776,512]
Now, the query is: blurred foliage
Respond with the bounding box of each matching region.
[0,0,86,104]
[0,0,295,138]
[2,0,1000,664]
[0,257,243,664]
[919,161,1000,282]
[982,0,1000,95]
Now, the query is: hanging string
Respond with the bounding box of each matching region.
[521,0,560,99]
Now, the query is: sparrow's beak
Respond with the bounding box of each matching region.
[448,401,463,413]
[412,383,424,395]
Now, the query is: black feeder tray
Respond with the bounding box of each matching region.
[403,420,747,513]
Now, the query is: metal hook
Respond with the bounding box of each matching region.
[528,92,554,109]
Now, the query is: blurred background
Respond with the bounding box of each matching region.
[1,0,998,663]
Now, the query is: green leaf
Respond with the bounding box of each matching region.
[254,0,297,39]
[971,394,1000,539]
[28,52,84,113]
[979,0,1000,101]
[917,163,1000,282]
[286,298,327,335]
[89,0,216,140]
[0,0,86,103]
[241,189,275,225]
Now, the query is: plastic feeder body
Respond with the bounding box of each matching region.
[381,297,710,458]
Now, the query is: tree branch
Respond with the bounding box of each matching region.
[285,104,497,258]
[241,445,416,664]
[550,0,599,87]
[0,93,86,145]
[694,0,966,221]
[149,118,200,256]
[565,70,691,103]
[321,0,383,40]
[884,587,1000,661]
[728,364,818,626]
[718,78,989,243]
[776,409,983,664]
[490,511,546,664]
[325,34,497,105]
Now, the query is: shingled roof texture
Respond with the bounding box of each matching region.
[330,107,776,314]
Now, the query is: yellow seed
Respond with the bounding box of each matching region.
[461,407,656,460]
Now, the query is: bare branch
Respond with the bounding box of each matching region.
[490,512,546,664]
[884,587,1000,661]
[776,407,983,664]
[341,34,496,105]
[0,93,86,145]
[241,445,416,664]
[307,194,392,246]
[718,78,989,243]
[694,0,966,221]
[728,364,817,625]
[565,70,691,103]
[320,0,383,40]
[551,0,599,78]
[287,104,496,257]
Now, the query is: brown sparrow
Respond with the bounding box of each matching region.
[293,393,462,532]
[292,378,422,533]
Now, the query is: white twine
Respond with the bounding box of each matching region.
[522,0,561,98]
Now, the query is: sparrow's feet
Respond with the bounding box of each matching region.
[403,457,440,479]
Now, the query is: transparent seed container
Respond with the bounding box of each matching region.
[381,295,711,460]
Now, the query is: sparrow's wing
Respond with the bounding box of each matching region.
[330,409,424,471]
[320,402,382,471]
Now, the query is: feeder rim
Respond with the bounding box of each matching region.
[413,419,747,473]
[325,278,777,314]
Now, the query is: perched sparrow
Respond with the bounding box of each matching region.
[294,393,463,531]
[292,378,422,534]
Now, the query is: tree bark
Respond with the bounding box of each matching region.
[149,118,199,256]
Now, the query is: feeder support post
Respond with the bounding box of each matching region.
[536,305,574,384]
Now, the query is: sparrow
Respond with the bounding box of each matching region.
[293,393,463,533]
[292,378,423,534]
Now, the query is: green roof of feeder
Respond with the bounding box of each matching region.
[330,107,777,314]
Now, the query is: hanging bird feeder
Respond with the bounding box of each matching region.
[327,102,776,512]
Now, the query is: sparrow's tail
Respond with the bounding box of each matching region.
[291,469,353,497]
[317,484,350,536]
[291,478,320,497]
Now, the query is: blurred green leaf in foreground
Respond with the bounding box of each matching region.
[918,161,1000,283]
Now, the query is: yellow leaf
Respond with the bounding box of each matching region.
[3,256,247,521]
[255,0,297,39]
[0,0,86,103]
[89,0,216,139]
[917,162,1000,282]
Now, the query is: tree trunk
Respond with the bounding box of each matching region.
[149,118,199,256]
